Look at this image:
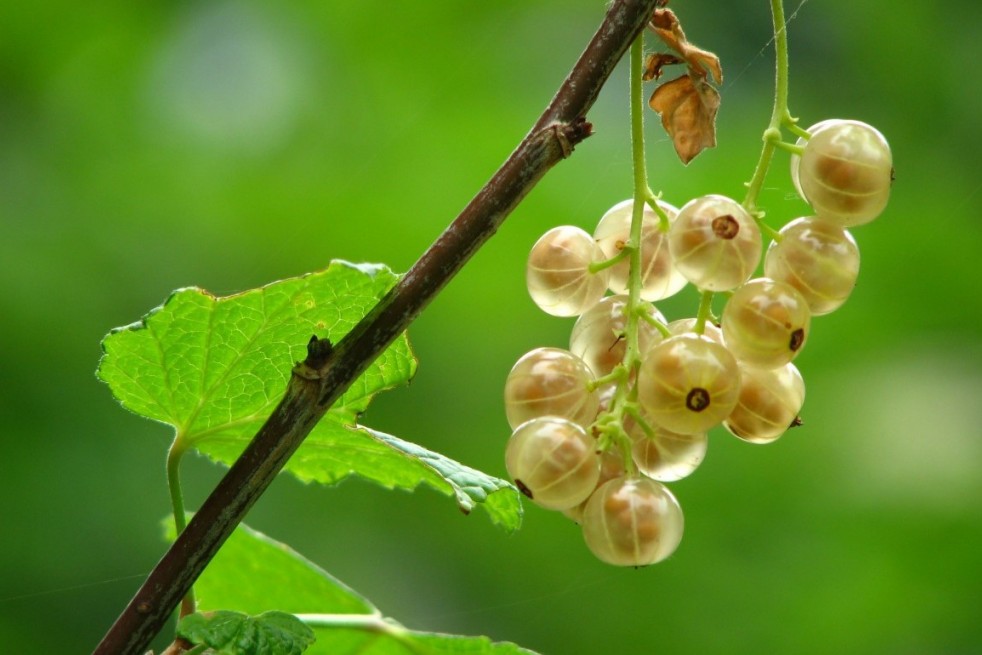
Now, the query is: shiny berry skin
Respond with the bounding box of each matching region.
[526,226,609,316]
[581,475,684,566]
[668,194,762,291]
[593,199,688,301]
[793,119,893,226]
[724,363,805,444]
[569,295,665,378]
[721,278,811,369]
[637,334,742,434]
[764,217,860,315]
[630,423,708,482]
[505,417,601,511]
[504,347,599,430]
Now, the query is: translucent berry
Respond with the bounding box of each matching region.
[668,194,762,291]
[593,199,688,301]
[789,119,836,199]
[666,318,724,344]
[581,475,684,566]
[724,363,805,444]
[637,334,741,434]
[563,448,626,523]
[629,419,708,482]
[569,295,665,378]
[526,226,609,316]
[505,417,601,511]
[721,278,811,369]
[794,119,893,226]
[764,217,860,315]
[504,347,599,430]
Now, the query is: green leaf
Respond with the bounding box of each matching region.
[177,610,315,655]
[288,426,522,530]
[100,260,520,528]
[98,260,416,452]
[165,520,374,615]
[181,522,539,655]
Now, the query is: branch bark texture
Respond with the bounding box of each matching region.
[93,1,660,653]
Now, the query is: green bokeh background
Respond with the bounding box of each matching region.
[2,1,980,653]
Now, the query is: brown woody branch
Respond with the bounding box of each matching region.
[93,1,661,653]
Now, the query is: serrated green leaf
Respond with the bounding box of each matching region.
[183,523,540,655]
[100,260,520,528]
[293,426,522,531]
[177,610,315,655]
[98,260,416,453]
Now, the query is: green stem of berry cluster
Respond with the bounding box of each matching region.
[593,35,657,472]
[743,0,799,240]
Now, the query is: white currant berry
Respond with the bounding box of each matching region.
[526,226,609,316]
[569,295,665,378]
[637,334,741,434]
[721,278,811,369]
[764,217,860,315]
[563,448,626,523]
[724,363,805,444]
[504,347,599,430]
[593,199,688,301]
[794,119,893,226]
[505,417,601,511]
[628,418,708,482]
[668,194,762,291]
[790,119,836,200]
[581,475,684,566]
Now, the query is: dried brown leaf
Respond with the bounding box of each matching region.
[648,73,721,164]
[649,8,723,84]
[643,53,683,81]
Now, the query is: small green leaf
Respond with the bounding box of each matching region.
[288,426,523,531]
[98,260,416,455]
[165,520,374,615]
[101,261,520,527]
[177,610,315,655]
[180,523,540,655]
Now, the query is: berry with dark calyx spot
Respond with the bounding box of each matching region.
[721,278,811,369]
[637,334,741,434]
[668,194,762,292]
[724,362,806,444]
[505,417,601,511]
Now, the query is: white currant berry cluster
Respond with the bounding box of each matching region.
[503,118,892,566]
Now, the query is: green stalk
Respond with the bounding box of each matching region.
[694,289,715,334]
[594,33,651,474]
[624,34,649,366]
[743,0,792,214]
[166,436,196,617]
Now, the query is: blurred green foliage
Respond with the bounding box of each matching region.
[1,1,980,653]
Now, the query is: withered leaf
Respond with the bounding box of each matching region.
[649,8,722,84]
[643,53,683,81]
[649,73,721,165]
